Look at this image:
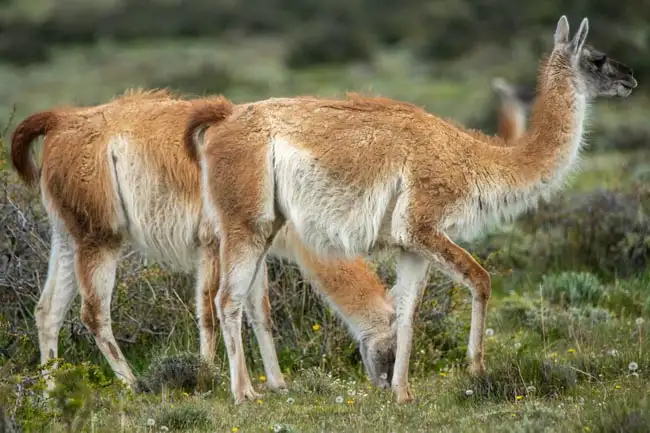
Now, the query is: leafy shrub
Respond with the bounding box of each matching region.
[481,188,650,279]
[569,306,613,325]
[137,352,220,394]
[541,272,605,307]
[454,352,578,402]
[50,365,94,432]
[601,273,650,317]
[291,367,338,395]
[156,404,213,432]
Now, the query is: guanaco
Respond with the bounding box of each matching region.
[9,90,398,401]
[7,82,524,404]
[186,16,636,404]
[492,77,535,141]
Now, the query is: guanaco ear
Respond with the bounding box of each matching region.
[570,17,589,57]
[554,15,570,46]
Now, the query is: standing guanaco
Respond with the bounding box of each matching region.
[186,16,636,403]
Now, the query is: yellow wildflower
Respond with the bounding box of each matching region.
[515,395,523,401]
[568,348,576,354]
[259,375,266,382]
[312,324,321,331]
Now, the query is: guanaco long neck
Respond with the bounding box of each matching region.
[517,53,586,183]
[482,52,588,191]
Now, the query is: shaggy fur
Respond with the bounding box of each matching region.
[10,89,398,400]
[187,16,637,404]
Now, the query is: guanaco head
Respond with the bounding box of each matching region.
[552,15,637,98]
[360,325,396,389]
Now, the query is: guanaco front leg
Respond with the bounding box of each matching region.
[424,233,492,375]
[387,252,430,404]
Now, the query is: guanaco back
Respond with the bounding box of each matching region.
[10,90,398,400]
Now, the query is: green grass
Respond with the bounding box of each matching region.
[5,302,648,433]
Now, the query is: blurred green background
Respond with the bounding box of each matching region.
[0,0,648,137]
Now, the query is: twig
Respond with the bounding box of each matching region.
[2,103,16,137]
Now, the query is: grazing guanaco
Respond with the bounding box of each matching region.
[492,77,535,141]
[186,16,637,404]
[12,83,520,402]
[9,90,398,401]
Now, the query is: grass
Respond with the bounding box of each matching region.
[1,34,650,432]
[2,149,649,431]
[4,309,648,433]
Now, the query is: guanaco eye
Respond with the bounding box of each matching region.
[593,55,607,68]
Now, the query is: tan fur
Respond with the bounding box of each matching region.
[10,89,397,400]
[190,16,637,404]
[492,77,535,142]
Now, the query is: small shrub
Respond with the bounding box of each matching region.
[569,306,613,325]
[455,352,578,402]
[50,365,94,433]
[482,188,650,279]
[156,404,212,432]
[583,391,650,433]
[138,352,220,394]
[541,272,605,307]
[495,294,538,329]
[601,275,650,318]
[291,367,337,395]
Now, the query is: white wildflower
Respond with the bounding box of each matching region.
[636,317,645,326]
[347,389,356,397]
[379,373,388,380]
[464,389,474,396]
[273,424,283,433]
[286,397,295,405]
[160,427,169,432]
[335,396,344,404]
[609,349,619,357]
[628,362,639,372]
[486,328,495,337]
[514,342,522,350]
[146,418,155,427]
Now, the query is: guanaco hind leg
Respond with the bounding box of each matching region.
[75,243,137,386]
[34,226,78,387]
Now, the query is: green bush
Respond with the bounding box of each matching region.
[480,188,650,280]
[285,20,373,69]
[156,404,213,432]
[137,352,220,394]
[541,272,605,307]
